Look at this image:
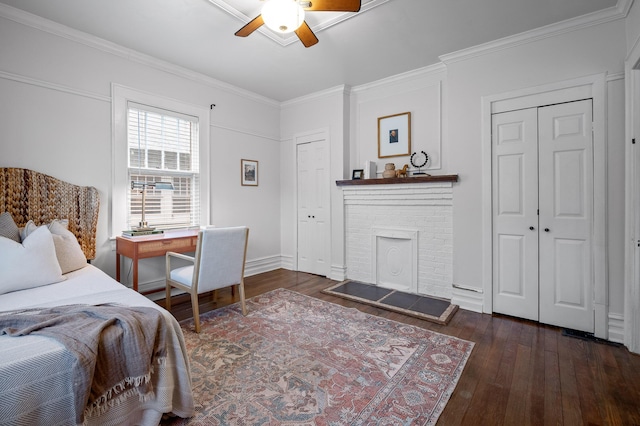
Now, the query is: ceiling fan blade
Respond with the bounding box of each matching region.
[295,21,319,48]
[302,0,361,12]
[235,15,264,37]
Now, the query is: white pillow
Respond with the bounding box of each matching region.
[0,212,20,243]
[0,225,66,295]
[48,220,87,273]
[22,219,87,274]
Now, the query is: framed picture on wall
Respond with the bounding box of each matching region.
[241,159,258,186]
[378,112,411,158]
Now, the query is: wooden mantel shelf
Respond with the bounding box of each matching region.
[336,174,458,186]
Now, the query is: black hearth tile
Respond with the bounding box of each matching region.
[331,281,393,301]
[409,296,451,317]
[382,292,420,309]
[322,280,459,325]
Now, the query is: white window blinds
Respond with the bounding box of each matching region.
[127,102,200,230]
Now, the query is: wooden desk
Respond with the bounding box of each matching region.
[116,229,199,293]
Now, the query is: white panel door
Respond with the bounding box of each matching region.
[492,99,594,333]
[297,140,329,276]
[538,100,594,332]
[492,108,540,321]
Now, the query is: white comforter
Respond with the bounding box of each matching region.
[0,265,194,426]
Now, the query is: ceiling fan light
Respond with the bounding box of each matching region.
[262,0,305,34]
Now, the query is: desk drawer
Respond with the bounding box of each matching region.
[138,238,196,255]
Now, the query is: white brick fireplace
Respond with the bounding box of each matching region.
[340,177,455,299]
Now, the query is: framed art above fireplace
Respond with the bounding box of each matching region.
[378,112,411,158]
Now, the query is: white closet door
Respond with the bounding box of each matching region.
[538,99,594,332]
[492,100,594,333]
[492,108,540,321]
[296,140,329,276]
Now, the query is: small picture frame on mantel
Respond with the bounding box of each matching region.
[352,169,364,180]
[378,111,411,158]
[241,159,258,186]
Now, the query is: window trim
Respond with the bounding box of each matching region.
[111,84,210,237]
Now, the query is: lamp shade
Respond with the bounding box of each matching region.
[262,0,305,34]
[153,182,175,190]
[131,181,174,190]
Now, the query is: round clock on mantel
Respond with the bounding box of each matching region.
[410,151,430,176]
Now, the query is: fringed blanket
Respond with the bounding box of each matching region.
[0,304,167,425]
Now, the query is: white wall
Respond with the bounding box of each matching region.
[280,87,349,279]
[627,0,640,53]
[209,126,281,270]
[623,0,640,352]
[608,75,626,322]
[442,18,627,315]
[0,8,282,288]
[350,66,447,177]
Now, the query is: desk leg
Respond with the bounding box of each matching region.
[133,258,138,293]
[116,253,121,283]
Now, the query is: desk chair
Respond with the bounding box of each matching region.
[165,226,249,333]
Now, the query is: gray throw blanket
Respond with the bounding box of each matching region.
[0,304,167,425]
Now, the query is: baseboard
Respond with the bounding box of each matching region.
[451,286,484,313]
[276,258,346,282]
[608,313,625,344]
[138,279,173,301]
[280,254,294,271]
[244,255,282,277]
[330,265,347,282]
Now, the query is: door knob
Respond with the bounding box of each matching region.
[529,226,535,231]
[544,228,550,232]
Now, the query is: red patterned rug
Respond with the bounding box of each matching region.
[163,288,474,425]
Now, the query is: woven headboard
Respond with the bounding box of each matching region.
[0,168,100,260]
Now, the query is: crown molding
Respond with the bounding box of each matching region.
[351,62,446,94]
[281,84,351,107]
[0,3,280,107]
[607,71,625,81]
[208,0,391,47]
[439,1,630,65]
[618,0,634,16]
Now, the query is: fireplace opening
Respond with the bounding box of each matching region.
[372,228,418,293]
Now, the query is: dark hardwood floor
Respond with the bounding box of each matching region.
[156,269,640,426]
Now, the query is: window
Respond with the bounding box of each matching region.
[112,84,210,236]
[127,103,199,230]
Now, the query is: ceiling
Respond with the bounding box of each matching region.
[0,0,619,101]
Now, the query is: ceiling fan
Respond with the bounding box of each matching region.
[235,0,361,48]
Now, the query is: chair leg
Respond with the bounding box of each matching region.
[165,282,172,311]
[191,292,201,333]
[238,281,247,316]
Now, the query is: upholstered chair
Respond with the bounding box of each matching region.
[165,226,249,333]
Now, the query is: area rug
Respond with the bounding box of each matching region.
[323,280,459,325]
[163,288,474,425]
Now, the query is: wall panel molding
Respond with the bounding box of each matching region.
[211,123,281,143]
[0,69,110,102]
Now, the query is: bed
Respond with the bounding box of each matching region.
[0,168,195,425]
